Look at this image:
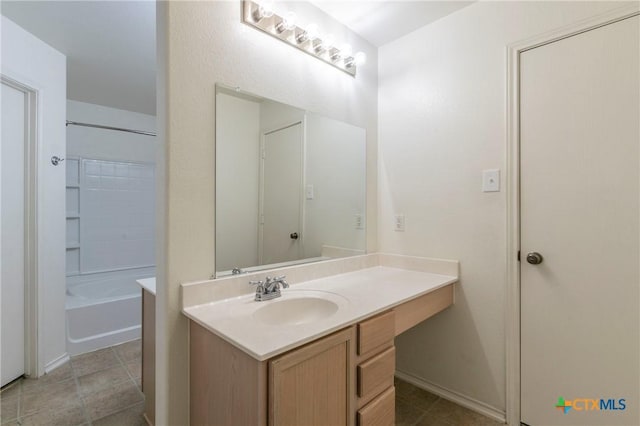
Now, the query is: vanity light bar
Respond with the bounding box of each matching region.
[241,0,366,77]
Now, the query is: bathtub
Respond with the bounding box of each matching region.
[66,267,154,356]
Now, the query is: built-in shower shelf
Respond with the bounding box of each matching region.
[66,244,80,250]
[66,184,80,189]
[67,214,80,219]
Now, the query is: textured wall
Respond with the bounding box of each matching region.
[157,1,378,423]
[2,16,67,374]
[378,0,633,415]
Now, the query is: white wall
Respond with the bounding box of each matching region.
[215,93,261,271]
[378,0,633,415]
[1,16,67,374]
[304,113,366,257]
[157,1,378,423]
[67,100,156,162]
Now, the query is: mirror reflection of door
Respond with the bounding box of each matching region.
[259,122,303,265]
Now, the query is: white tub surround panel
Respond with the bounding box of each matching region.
[80,159,155,273]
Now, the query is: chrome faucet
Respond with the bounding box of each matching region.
[250,275,289,301]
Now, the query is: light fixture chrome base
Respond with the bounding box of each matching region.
[241,0,358,77]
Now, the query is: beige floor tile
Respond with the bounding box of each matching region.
[22,363,74,394]
[395,377,419,397]
[0,393,19,423]
[396,397,428,426]
[20,378,79,416]
[457,415,505,426]
[113,340,141,363]
[71,348,120,377]
[125,360,141,379]
[77,365,131,396]
[92,402,146,426]
[401,389,440,412]
[19,401,87,426]
[414,412,456,426]
[427,399,501,425]
[83,381,144,421]
[0,381,21,400]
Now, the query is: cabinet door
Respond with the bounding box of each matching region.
[269,327,355,426]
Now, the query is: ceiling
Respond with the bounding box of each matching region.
[1,1,156,115]
[1,1,473,116]
[310,1,474,47]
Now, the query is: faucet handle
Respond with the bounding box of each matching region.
[249,280,264,286]
[274,275,289,288]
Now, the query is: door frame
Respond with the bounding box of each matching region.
[257,120,306,265]
[505,5,640,425]
[1,74,40,378]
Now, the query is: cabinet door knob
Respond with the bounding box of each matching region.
[290,232,299,240]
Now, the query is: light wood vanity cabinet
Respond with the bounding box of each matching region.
[355,311,396,426]
[269,327,356,426]
[189,283,454,426]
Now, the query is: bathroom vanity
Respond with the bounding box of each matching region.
[182,255,457,426]
[137,278,156,426]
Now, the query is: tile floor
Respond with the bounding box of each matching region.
[0,339,145,426]
[395,378,504,426]
[2,344,501,426]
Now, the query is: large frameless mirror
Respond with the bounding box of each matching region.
[215,85,366,277]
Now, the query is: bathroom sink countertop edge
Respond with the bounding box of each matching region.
[182,265,457,361]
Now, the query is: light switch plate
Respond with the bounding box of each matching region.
[482,169,500,192]
[305,184,314,200]
[394,214,405,232]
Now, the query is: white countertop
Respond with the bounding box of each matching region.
[137,277,156,295]
[182,266,456,361]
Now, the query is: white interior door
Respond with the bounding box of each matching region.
[260,123,303,265]
[1,81,26,386]
[520,16,639,425]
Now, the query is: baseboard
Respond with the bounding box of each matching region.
[395,370,506,424]
[143,413,154,426]
[44,353,70,374]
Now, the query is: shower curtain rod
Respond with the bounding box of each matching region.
[66,120,157,137]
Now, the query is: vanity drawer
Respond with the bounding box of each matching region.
[357,386,395,426]
[357,346,395,400]
[357,310,395,356]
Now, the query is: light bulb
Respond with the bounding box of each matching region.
[306,23,319,41]
[296,23,319,44]
[340,44,353,59]
[354,51,367,66]
[276,11,297,33]
[322,34,335,51]
[253,1,274,21]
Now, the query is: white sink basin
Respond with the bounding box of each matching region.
[252,291,347,326]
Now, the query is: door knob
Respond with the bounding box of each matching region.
[526,252,543,265]
[290,232,299,240]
